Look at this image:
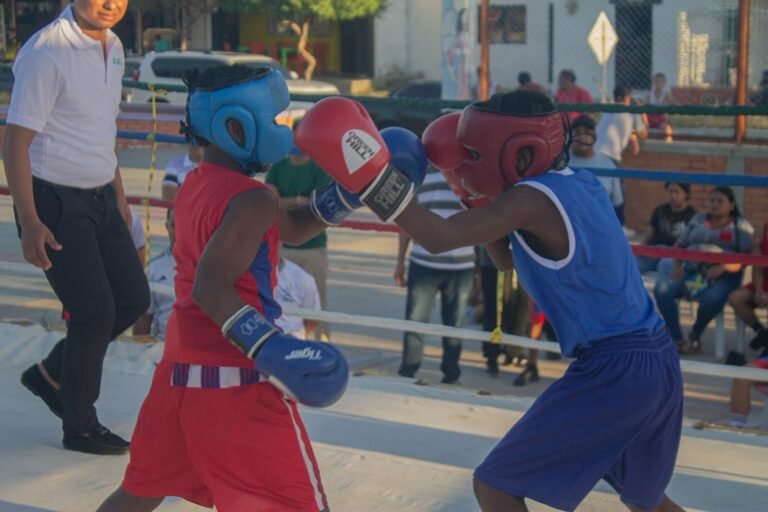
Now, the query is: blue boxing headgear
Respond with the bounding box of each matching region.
[184,67,292,173]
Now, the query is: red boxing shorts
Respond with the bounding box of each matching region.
[123,361,327,511]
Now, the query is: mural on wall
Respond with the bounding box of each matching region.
[441,0,475,100]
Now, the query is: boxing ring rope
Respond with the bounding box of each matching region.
[120,79,768,116]
[0,258,765,383]
[0,186,767,267]
[1,99,768,384]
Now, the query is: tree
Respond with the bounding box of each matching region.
[175,0,219,50]
[222,0,386,80]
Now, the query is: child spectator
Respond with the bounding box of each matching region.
[133,208,175,341]
[275,255,322,340]
[161,144,203,201]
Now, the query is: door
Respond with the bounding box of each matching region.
[340,16,374,77]
[613,0,653,90]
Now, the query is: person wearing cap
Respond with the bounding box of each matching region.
[567,115,625,224]
[265,121,333,340]
[3,0,149,456]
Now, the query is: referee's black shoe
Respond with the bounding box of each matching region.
[21,363,64,419]
[63,424,130,455]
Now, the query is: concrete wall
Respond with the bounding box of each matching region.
[374,0,766,95]
[189,12,212,50]
[374,0,442,79]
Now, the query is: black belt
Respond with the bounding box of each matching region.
[33,176,111,195]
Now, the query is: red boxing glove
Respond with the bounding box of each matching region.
[295,97,416,221]
[422,113,490,209]
[295,97,389,192]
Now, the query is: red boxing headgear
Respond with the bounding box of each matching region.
[455,91,568,198]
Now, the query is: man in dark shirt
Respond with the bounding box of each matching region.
[265,124,333,340]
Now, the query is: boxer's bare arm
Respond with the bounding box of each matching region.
[485,238,515,271]
[192,189,275,326]
[396,185,567,258]
[276,205,330,245]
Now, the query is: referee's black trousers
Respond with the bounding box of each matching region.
[17,178,150,436]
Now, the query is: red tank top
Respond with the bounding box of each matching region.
[164,162,280,367]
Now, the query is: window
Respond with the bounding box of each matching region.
[151,58,221,79]
[481,5,526,44]
[393,82,442,99]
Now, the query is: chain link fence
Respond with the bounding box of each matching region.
[480,0,768,136]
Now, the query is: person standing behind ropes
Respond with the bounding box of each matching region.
[594,85,648,227]
[554,69,592,121]
[4,0,149,455]
[161,144,203,201]
[266,122,333,340]
[394,166,475,385]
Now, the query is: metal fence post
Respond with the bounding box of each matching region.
[735,0,750,143]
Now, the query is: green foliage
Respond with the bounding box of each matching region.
[219,0,384,21]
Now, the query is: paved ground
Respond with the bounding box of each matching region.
[0,146,765,423]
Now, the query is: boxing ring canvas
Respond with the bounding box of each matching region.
[0,322,766,511]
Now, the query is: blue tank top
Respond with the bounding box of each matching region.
[508,168,664,357]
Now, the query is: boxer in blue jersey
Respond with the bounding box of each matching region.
[391,91,685,511]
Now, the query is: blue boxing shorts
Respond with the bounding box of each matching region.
[475,329,682,511]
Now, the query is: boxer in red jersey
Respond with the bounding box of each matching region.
[97,65,350,512]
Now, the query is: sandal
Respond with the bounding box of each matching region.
[677,335,702,355]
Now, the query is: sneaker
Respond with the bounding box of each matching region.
[440,376,461,385]
[511,354,529,367]
[21,364,63,419]
[749,329,768,351]
[711,414,748,429]
[63,424,130,455]
[513,365,540,387]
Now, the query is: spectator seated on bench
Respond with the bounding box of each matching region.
[636,181,696,277]
[654,186,753,354]
[727,222,768,365]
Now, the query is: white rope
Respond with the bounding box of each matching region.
[2,260,767,382]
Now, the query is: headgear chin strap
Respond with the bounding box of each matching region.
[184,68,292,174]
[455,95,568,198]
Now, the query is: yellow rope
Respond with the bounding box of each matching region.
[489,271,506,344]
[143,83,164,269]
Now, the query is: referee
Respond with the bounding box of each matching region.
[3,0,148,455]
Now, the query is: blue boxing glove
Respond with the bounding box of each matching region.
[380,127,428,189]
[222,306,349,408]
[309,126,427,225]
[309,182,364,226]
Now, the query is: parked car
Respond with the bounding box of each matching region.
[366,79,443,136]
[129,50,340,104]
[1,57,143,100]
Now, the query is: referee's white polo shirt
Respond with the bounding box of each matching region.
[7,5,125,188]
